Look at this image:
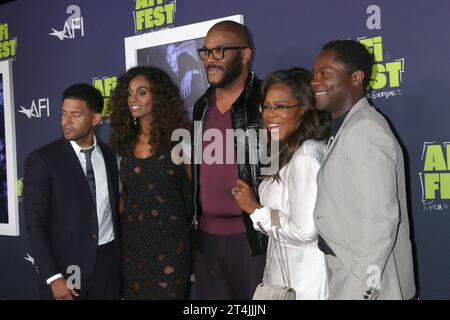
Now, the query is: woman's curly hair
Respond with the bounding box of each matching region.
[109,66,191,158]
[261,67,331,182]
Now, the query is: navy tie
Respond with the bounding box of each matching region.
[81,147,96,208]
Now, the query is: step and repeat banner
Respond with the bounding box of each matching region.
[0,0,449,299]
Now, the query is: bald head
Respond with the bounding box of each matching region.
[201,20,253,89]
[207,20,252,49]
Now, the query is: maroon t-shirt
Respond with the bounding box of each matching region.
[199,91,244,235]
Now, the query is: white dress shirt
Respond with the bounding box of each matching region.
[46,136,115,285]
[250,139,329,300]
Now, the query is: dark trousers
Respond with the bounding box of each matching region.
[78,240,122,300]
[39,240,122,300]
[195,231,265,300]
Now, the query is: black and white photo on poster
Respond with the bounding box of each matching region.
[125,14,244,119]
[0,60,19,236]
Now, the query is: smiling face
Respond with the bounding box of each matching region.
[127,75,154,121]
[311,49,355,119]
[262,83,306,141]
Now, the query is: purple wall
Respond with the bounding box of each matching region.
[0,0,449,299]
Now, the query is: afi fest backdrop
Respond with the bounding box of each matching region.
[0,0,449,299]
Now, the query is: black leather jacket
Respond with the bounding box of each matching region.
[191,72,268,256]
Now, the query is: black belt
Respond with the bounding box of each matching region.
[317,234,336,256]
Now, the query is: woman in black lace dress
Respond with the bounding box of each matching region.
[110,66,192,299]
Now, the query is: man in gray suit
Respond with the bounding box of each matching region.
[311,39,416,300]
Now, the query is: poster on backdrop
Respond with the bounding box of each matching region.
[124,14,244,119]
[0,60,19,236]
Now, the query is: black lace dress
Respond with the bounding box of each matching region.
[120,150,192,299]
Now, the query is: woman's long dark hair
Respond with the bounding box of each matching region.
[109,66,191,158]
[261,67,330,181]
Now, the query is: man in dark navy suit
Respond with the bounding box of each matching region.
[23,84,122,300]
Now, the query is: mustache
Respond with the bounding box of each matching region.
[206,64,223,71]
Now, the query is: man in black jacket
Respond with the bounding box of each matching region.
[192,20,267,299]
[23,84,121,299]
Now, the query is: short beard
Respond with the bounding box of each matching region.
[210,55,243,89]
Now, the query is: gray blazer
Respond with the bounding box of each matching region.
[314,98,416,300]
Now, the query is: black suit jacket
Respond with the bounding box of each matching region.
[23,137,120,292]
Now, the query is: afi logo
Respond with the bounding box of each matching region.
[49,5,85,40]
[18,98,50,119]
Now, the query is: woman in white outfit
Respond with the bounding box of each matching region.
[234,67,330,299]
